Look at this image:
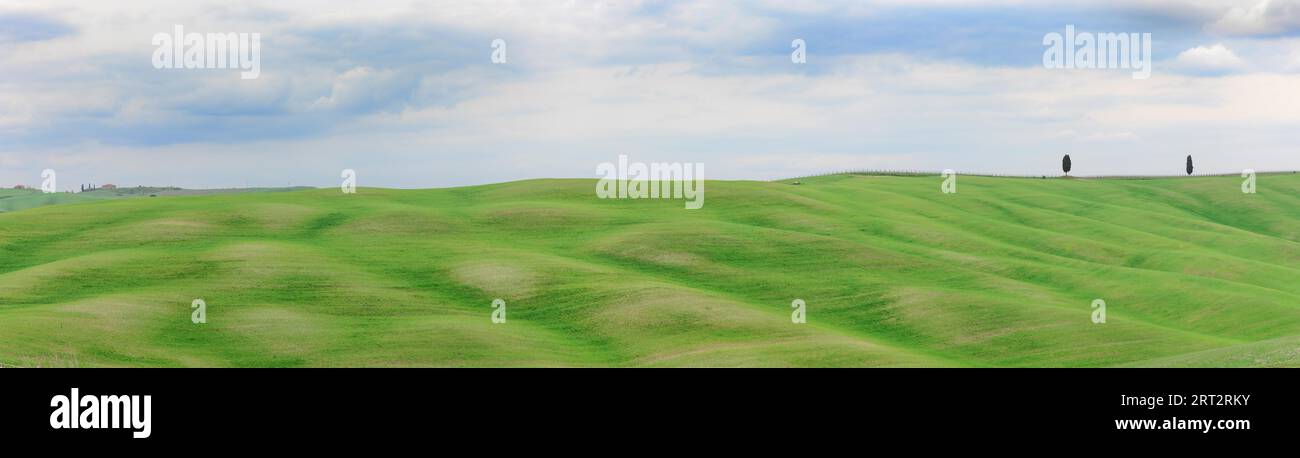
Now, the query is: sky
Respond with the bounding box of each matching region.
[1,0,1299,189]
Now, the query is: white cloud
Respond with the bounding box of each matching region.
[733,153,917,177]
[1175,44,1245,71]
[5,0,1300,188]
[1206,0,1300,36]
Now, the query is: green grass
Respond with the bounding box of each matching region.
[0,186,314,215]
[0,189,121,213]
[1,173,1298,367]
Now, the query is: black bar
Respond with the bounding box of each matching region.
[1,368,1292,448]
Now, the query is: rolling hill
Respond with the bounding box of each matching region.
[1,187,314,214]
[1,173,1298,367]
[0,189,120,213]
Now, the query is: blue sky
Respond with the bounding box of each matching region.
[2,0,1300,189]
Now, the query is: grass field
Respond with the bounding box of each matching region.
[0,189,119,213]
[1,173,1297,367]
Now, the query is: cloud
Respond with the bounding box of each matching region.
[1206,0,1300,36]
[0,11,76,43]
[4,0,1300,188]
[311,67,420,114]
[1175,44,1245,72]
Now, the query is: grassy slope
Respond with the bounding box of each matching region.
[0,189,121,213]
[0,187,194,213]
[0,174,1297,367]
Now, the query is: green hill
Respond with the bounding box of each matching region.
[1,173,1298,367]
[0,187,310,214]
[0,189,119,213]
